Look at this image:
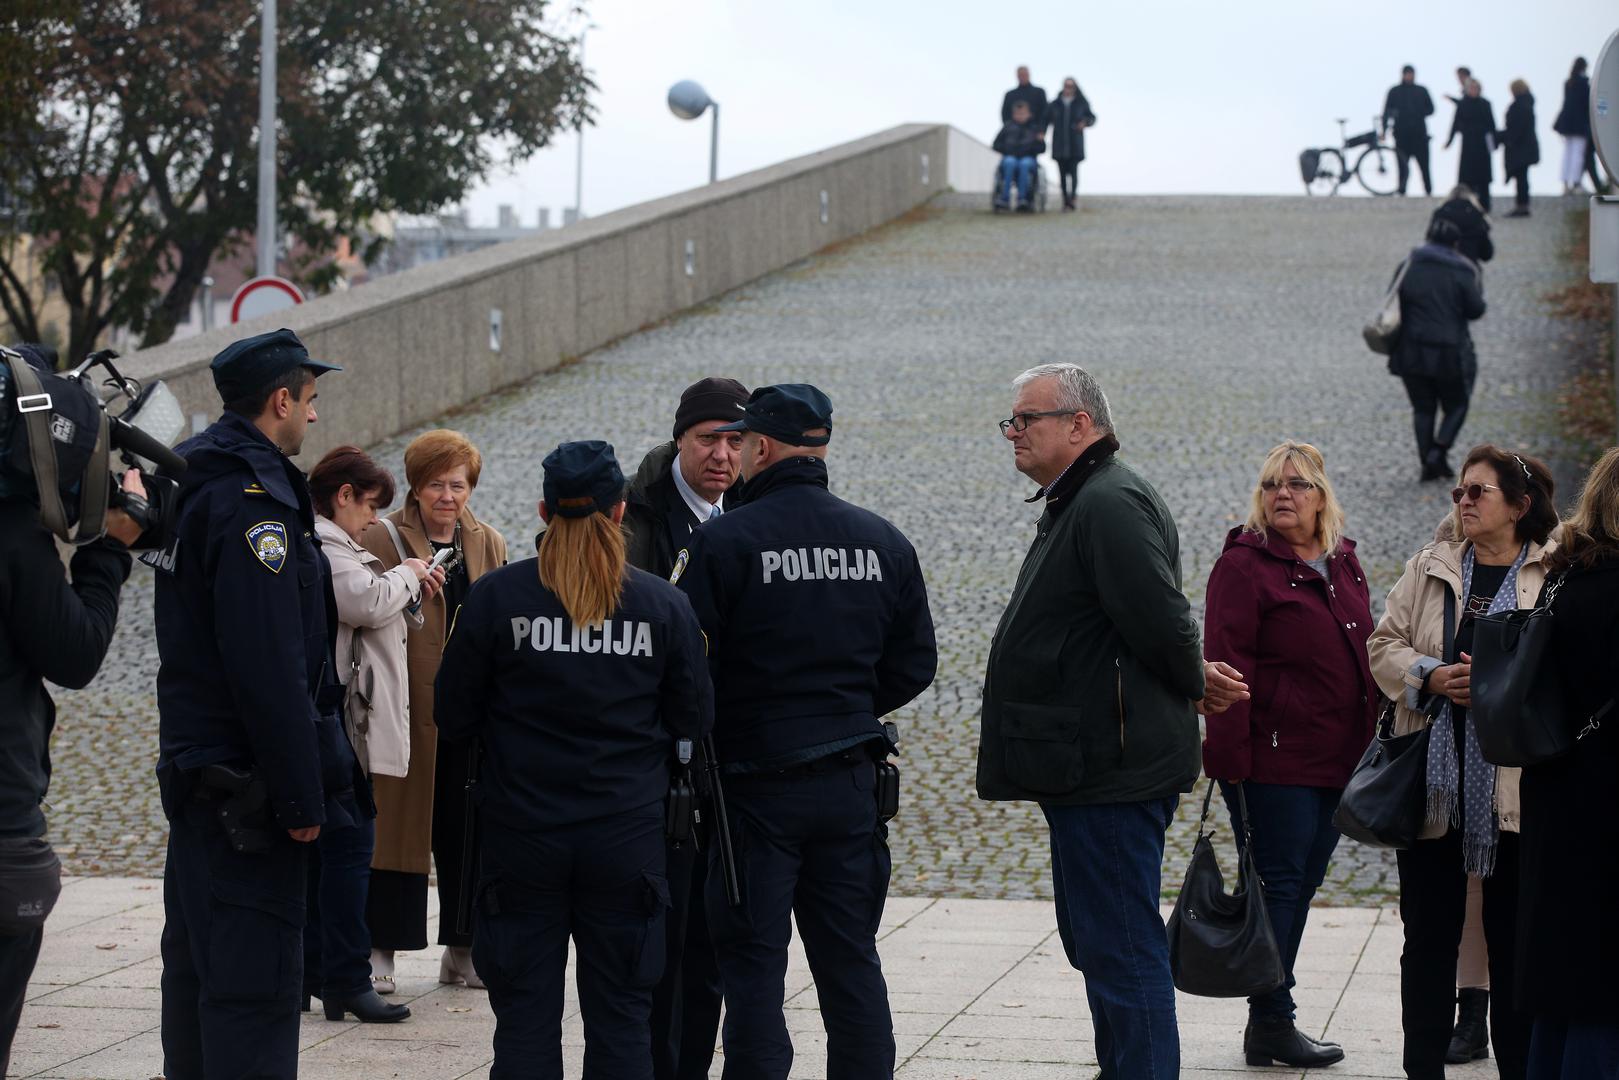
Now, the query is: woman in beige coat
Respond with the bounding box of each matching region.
[362,430,506,991]
[1367,444,1557,1080]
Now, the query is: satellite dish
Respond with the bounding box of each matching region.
[668,80,713,121]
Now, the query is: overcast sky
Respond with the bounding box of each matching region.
[463,0,1616,227]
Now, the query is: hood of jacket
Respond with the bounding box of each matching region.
[1410,242,1478,274]
[627,440,678,509]
[174,411,302,510]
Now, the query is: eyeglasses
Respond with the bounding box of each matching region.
[999,410,1077,435]
[1451,482,1502,504]
[1261,478,1317,495]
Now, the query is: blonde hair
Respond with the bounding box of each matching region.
[1547,446,1619,572]
[537,509,627,628]
[1243,441,1347,556]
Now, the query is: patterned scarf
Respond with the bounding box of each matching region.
[1424,543,1527,877]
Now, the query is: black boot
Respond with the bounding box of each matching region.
[1446,988,1490,1063]
[1244,1019,1345,1068]
[321,987,411,1023]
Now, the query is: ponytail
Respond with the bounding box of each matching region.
[537,509,627,628]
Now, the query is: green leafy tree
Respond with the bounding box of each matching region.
[0,0,591,362]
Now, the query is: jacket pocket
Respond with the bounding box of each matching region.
[1000,701,1086,795]
[206,876,304,1002]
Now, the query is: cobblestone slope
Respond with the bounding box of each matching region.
[51,194,1585,906]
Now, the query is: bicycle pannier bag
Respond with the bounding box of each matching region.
[1166,780,1286,998]
[1363,259,1408,355]
[1298,149,1321,187]
[1472,574,1616,767]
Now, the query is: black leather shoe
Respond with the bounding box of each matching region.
[321,988,411,1023]
[1446,987,1490,1063]
[1244,1019,1345,1068]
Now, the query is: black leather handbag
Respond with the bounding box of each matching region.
[1332,586,1453,849]
[1472,574,1616,767]
[1166,780,1285,998]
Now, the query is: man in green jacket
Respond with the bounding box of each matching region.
[977,362,1247,1078]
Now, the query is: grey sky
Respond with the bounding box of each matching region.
[465,0,1615,226]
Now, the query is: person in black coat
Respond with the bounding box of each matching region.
[1500,80,1538,217]
[1389,216,1487,480]
[1446,79,1497,212]
[1043,77,1095,211]
[1431,188,1493,265]
[1552,57,1608,195]
[1001,65,1047,124]
[1383,65,1436,195]
[1516,446,1619,1077]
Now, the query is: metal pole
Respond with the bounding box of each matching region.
[573,28,587,218]
[256,0,277,278]
[709,101,719,184]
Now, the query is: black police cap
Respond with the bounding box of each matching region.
[712,383,833,447]
[210,328,342,404]
[542,440,626,518]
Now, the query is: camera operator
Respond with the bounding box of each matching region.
[1,468,147,1074]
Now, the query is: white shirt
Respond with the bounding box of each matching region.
[670,459,723,524]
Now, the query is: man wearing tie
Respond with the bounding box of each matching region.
[622,374,749,1080]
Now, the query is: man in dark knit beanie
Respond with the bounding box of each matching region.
[623,375,747,1080]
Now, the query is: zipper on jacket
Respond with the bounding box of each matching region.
[1271,731,1278,748]
[1116,657,1125,751]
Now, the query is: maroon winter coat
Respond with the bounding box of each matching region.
[1202,527,1377,788]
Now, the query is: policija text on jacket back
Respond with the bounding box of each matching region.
[0,342,159,1077]
[149,329,373,1079]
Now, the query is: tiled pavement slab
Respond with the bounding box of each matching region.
[8,877,1499,1078]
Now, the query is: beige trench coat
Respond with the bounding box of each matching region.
[361,500,507,875]
[1366,522,1554,837]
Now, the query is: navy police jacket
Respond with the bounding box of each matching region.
[152,412,364,829]
[674,457,937,766]
[434,558,713,830]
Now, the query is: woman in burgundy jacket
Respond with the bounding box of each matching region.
[1202,441,1378,1070]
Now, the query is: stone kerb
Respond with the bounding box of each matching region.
[117,123,950,460]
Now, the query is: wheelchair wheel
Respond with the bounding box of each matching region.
[1033,168,1048,212]
[1355,145,1399,197]
[1306,149,1344,196]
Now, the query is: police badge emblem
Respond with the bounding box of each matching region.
[669,548,690,584]
[246,521,289,573]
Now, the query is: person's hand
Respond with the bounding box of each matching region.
[1195,660,1250,716]
[104,469,148,547]
[421,566,446,600]
[402,557,431,579]
[287,826,320,842]
[1429,652,1471,707]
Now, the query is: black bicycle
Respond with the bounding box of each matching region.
[1299,118,1398,196]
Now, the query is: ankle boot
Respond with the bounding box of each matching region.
[1244,1018,1345,1068]
[1446,987,1490,1063]
[322,987,411,1023]
[439,945,486,990]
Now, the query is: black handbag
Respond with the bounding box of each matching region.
[1332,585,1454,849]
[1472,573,1616,767]
[1166,780,1286,998]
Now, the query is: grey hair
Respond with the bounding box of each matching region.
[1012,363,1114,434]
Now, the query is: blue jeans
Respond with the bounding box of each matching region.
[1042,798,1180,1080]
[304,818,376,999]
[997,157,1036,205]
[1218,781,1342,1022]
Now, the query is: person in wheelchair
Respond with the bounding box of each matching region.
[992,99,1046,212]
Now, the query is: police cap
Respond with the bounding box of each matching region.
[712,383,833,447]
[210,328,342,404]
[543,440,626,518]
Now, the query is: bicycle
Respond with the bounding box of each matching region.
[1298,118,1399,197]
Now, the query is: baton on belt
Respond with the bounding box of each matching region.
[702,734,742,907]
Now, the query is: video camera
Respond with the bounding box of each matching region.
[0,344,188,551]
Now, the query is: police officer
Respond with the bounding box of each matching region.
[622,375,748,1080]
[153,329,370,1079]
[672,385,938,1080]
[435,440,713,1080]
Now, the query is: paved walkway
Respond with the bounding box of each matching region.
[12,877,1499,1079]
[52,194,1587,907]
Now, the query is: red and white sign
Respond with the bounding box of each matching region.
[230,276,305,324]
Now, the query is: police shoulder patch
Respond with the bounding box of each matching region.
[246,520,289,573]
[669,548,690,584]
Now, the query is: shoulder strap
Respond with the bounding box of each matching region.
[10,358,109,544]
[380,517,408,565]
[1442,581,1456,663]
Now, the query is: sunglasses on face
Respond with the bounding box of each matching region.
[1451,483,1502,504]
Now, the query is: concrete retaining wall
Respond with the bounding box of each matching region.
[121,124,991,460]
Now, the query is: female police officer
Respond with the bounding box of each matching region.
[435,440,713,1080]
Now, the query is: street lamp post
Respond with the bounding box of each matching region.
[667,80,719,184]
[256,0,277,277]
[573,25,594,219]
